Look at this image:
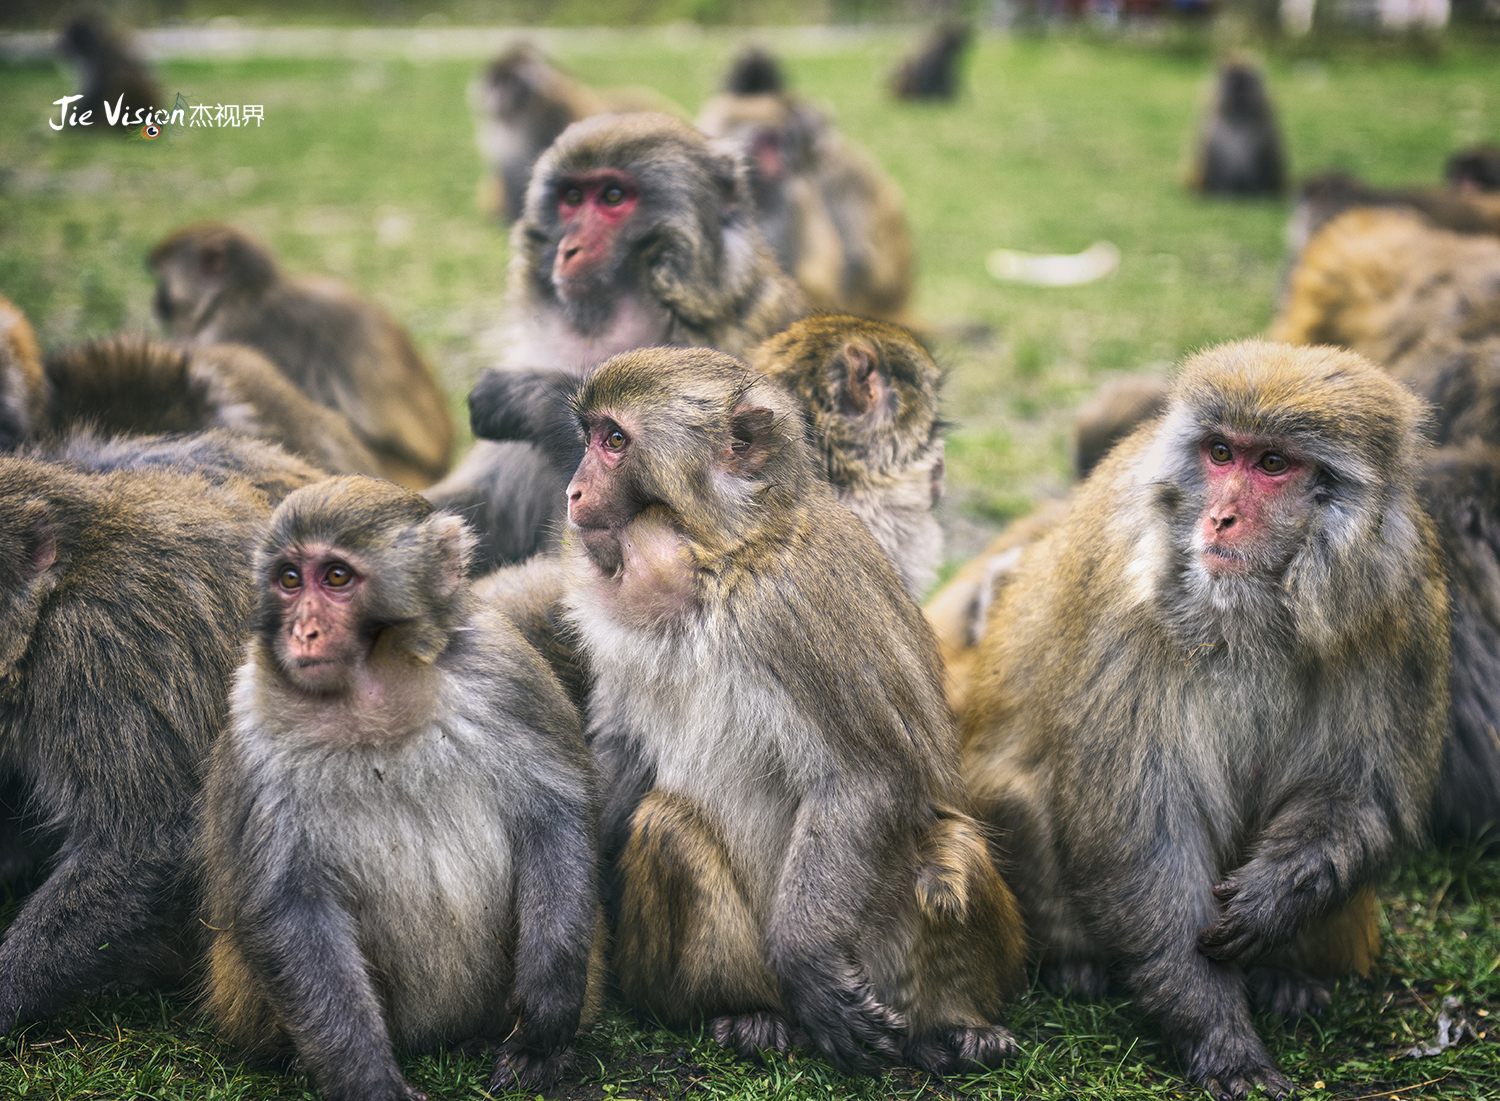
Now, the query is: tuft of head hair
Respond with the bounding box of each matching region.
[1170,341,1426,488]
[751,315,941,487]
[259,476,474,664]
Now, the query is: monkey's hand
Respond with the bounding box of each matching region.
[784,964,907,1074]
[488,1038,571,1093]
[1197,857,1331,965]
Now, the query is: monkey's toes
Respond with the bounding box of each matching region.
[708,1011,791,1060]
[799,985,906,1073]
[489,1043,568,1092]
[1202,1065,1295,1101]
[906,1024,1018,1073]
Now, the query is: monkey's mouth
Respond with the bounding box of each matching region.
[1198,544,1250,574]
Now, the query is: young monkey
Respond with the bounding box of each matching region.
[561,347,1025,1075]
[200,477,600,1101]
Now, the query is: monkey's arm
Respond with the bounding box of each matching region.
[1198,787,1396,965]
[766,780,907,1073]
[493,766,599,1092]
[237,867,420,1101]
[467,368,581,471]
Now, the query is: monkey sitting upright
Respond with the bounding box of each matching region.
[1190,60,1286,198]
[559,347,1025,1074]
[200,477,600,1100]
[962,341,1449,1099]
[149,222,454,489]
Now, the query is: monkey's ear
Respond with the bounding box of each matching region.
[424,513,472,601]
[836,338,887,417]
[726,405,777,477]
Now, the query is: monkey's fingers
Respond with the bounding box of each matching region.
[905,1024,1018,1073]
[489,1042,570,1093]
[1197,914,1271,964]
[708,1010,792,1060]
[793,979,906,1074]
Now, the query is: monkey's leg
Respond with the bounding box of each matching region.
[1246,884,1380,1020]
[0,832,191,1028]
[614,790,787,1060]
[897,813,1024,1072]
[1098,831,1291,1100]
[490,767,600,1094]
[238,881,423,1101]
[1199,792,1392,967]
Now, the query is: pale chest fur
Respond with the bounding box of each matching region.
[581,610,811,909]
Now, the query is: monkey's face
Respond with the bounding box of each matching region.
[268,544,371,694]
[567,412,643,575]
[1192,433,1313,579]
[150,246,225,334]
[550,171,640,299]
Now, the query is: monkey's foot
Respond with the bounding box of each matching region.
[1199,1066,1295,1101]
[1040,956,1111,999]
[1247,966,1332,1022]
[709,1010,791,1060]
[1185,1037,1295,1101]
[906,1024,1018,1073]
[489,1042,570,1092]
[793,980,906,1074]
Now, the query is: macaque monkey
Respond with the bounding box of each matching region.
[0,446,318,1031]
[56,12,161,133]
[1421,444,1500,843]
[0,294,45,449]
[723,45,785,97]
[426,112,808,573]
[148,222,453,488]
[1190,60,1286,198]
[963,341,1449,1098]
[1448,145,1500,194]
[473,44,683,222]
[890,22,973,101]
[40,336,379,476]
[1272,206,1500,367]
[201,477,600,1101]
[562,347,1025,1073]
[698,71,914,322]
[1288,170,1500,257]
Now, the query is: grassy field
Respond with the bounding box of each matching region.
[0,23,1498,1101]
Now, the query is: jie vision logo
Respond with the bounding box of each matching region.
[50,93,263,136]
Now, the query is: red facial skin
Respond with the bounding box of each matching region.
[552,171,640,293]
[1196,434,1310,576]
[567,417,635,571]
[272,546,368,693]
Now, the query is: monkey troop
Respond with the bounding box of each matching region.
[963,341,1449,1099]
[200,478,600,1100]
[560,348,1025,1074]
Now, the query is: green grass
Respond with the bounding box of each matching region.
[1,24,1498,1100]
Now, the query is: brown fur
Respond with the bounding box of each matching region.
[149,222,453,488]
[41,336,379,476]
[0,294,46,449]
[747,315,944,596]
[962,341,1449,1097]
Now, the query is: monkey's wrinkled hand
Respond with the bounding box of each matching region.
[709,1010,792,1060]
[785,967,906,1074]
[1198,857,1328,964]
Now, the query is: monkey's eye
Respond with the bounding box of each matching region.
[1209,441,1232,465]
[561,186,583,206]
[602,185,626,205]
[277,565,302,590]
[1259,452,1288,474]
[603,427,628,451]
[324,563,355,588]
